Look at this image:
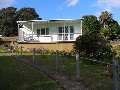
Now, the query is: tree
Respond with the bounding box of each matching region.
[0,7,41,37]
[17,7,40,21]
[99,11,113,28]
[82,15,100,35]
[0,7,18,36]
[108,20,120,40]
[99,11,120,40]
[74,34,112,60]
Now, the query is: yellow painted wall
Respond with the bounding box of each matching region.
[18,42,74,52]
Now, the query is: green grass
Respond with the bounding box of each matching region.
[21,53,114,90]
[0,53,63,90]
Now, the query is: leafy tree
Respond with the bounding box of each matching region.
[82,15,100,35]
[99,11,120,40]
[17,7,39,21]
[99,11,113,28]
[0,7,41,36]
[74,34,112,60]
[0,7,18,36]
[100,20,120,40]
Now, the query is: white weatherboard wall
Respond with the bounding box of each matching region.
[18,20,82,42]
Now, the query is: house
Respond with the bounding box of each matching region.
[17,19,83,52]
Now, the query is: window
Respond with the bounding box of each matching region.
[37,29,40,36]
[41,28,45,35]
[70,34,74,40]
[46,28,49,35]
[39,28,49,35]
[65,26,68,33]
[70,26,74,33]
[58,27,63,33]
[70,26,74,40]
[58,34,62,40]
[58,26,74,40]
[64,34,68,40]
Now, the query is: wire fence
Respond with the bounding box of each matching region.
[2,45,120,90]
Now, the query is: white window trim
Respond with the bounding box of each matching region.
[37,28,49,36]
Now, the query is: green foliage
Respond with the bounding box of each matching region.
[99,11,113,27]
[0,7,40,37]
[108,20,120,40]
[82,15,100,35]
[99,11,120,40]
[0,7,18,36]
[16,7,39,21]
[74,34,112,60]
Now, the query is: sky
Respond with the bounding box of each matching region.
[0,0,120,24]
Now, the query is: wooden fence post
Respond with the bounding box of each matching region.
[33,48,35,62]
[12,45,14,54]
[76,53,80,81]
[113,60,119,90]
[20,46,22,56]
[56,50,59,71]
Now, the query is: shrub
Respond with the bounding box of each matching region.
[73,34,112,61]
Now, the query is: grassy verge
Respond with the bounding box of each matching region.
[0,53,63,90]
[21,53,114,90]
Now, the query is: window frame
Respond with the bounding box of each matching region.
[37,28,49,36]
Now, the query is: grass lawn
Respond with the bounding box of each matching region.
[20,53,114,90]
[0,53,63,90]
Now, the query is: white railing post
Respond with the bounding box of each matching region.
[76,53,80,81]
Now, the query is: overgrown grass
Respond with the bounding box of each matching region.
[0,53,63,90]
[21,53,114,90]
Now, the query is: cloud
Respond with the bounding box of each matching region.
[0,0,15,9]
[95,0,120,11]
[66,0,80,7]
[56,0,80,11]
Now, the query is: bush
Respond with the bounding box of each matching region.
[73,34,112,61]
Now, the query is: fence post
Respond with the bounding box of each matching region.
[12,45,14,55]
[20,46,22,56]
[76,53,80,81]
[32,48,35,62]
[113,60,119,90]
[56,50,59,71]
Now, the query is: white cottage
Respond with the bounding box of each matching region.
[17,19,82,51]
[17,19,82,42]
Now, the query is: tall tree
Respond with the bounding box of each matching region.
[0,7,18,36]
[82,15,100,35]
[99,11,113,28]
[99,11,120,40]
[17,7,40,21]
[0,7,41,37]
